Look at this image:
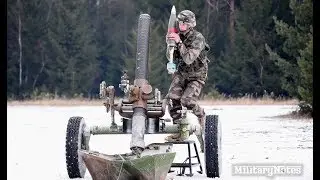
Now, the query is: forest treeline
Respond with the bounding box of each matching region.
[7,0,312,111]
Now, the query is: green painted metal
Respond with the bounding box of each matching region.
[91,124,172,135]
[79,143,176,180]
[179,113,190,141]
[90,124,201,135]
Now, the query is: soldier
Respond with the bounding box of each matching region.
[165,10,210,142]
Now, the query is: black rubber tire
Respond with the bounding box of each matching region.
[65,116,88,178]
[204,115,222,178]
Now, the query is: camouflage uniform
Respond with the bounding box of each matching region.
[166,10,210,125]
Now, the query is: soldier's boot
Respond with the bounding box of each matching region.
[165,133,181,142]
[165,115,183,142]
[198,113,206,132]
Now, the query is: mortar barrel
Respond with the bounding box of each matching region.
[135,14,151,81]
[130,14,151,151]
[130,107,147,149]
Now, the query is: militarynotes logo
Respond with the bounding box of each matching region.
[232,163,303,177]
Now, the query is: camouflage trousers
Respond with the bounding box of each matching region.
[167,72,205,124]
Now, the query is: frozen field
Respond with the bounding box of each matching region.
[7,104,313,180]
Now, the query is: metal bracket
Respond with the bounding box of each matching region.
[119,70,130,94]
[99,81,117,127]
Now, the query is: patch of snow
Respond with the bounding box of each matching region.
[7,105,312,180]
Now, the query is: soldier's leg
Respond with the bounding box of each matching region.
[169,99,182,124]
[180,80,205,127]
[181,80,206,150]
[165,73,186,142]
[167,73,185,124]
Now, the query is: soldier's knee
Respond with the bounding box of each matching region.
[167,91,181,100]
[181,97,195,108]
[180,97,187,106]
[193,105,205,117]
[167,94,176,100]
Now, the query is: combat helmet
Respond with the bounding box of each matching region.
[177,10,196,28]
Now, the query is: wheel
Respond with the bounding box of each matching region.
[204,115,222,178]
[65,116,89,178]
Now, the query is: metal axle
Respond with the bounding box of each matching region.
[90,124,201,135]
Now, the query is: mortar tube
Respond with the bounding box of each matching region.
[130,107,147,151]
[130,14,150,153]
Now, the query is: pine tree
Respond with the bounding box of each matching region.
[212,0,284,96]
[7,0,20,98]
[297,31,312,106]
[45,0,98,97]
[7,0,312,103]
[265,0,313,112]
[148,19,172,94]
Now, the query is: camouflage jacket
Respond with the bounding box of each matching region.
[166,29,210,84]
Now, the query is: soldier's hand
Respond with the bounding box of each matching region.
[166,33,174,44]
[167,33,181,44]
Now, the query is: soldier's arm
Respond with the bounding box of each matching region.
[177,34,205,65]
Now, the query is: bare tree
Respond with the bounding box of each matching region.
[32,41,46,90]
[213,0,234,48]
[206,0,234,47]
[46,0,54,22]
[259,59,264,86]
[229,0,235,49]
[17,0,22,92]
[32,0,54,91]
[206,0,219,11]
[205,0,213,38]
[224,0,235,48]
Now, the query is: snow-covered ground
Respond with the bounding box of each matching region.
[7,105,313,180]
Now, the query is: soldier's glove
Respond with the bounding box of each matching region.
[167,33,181,44]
